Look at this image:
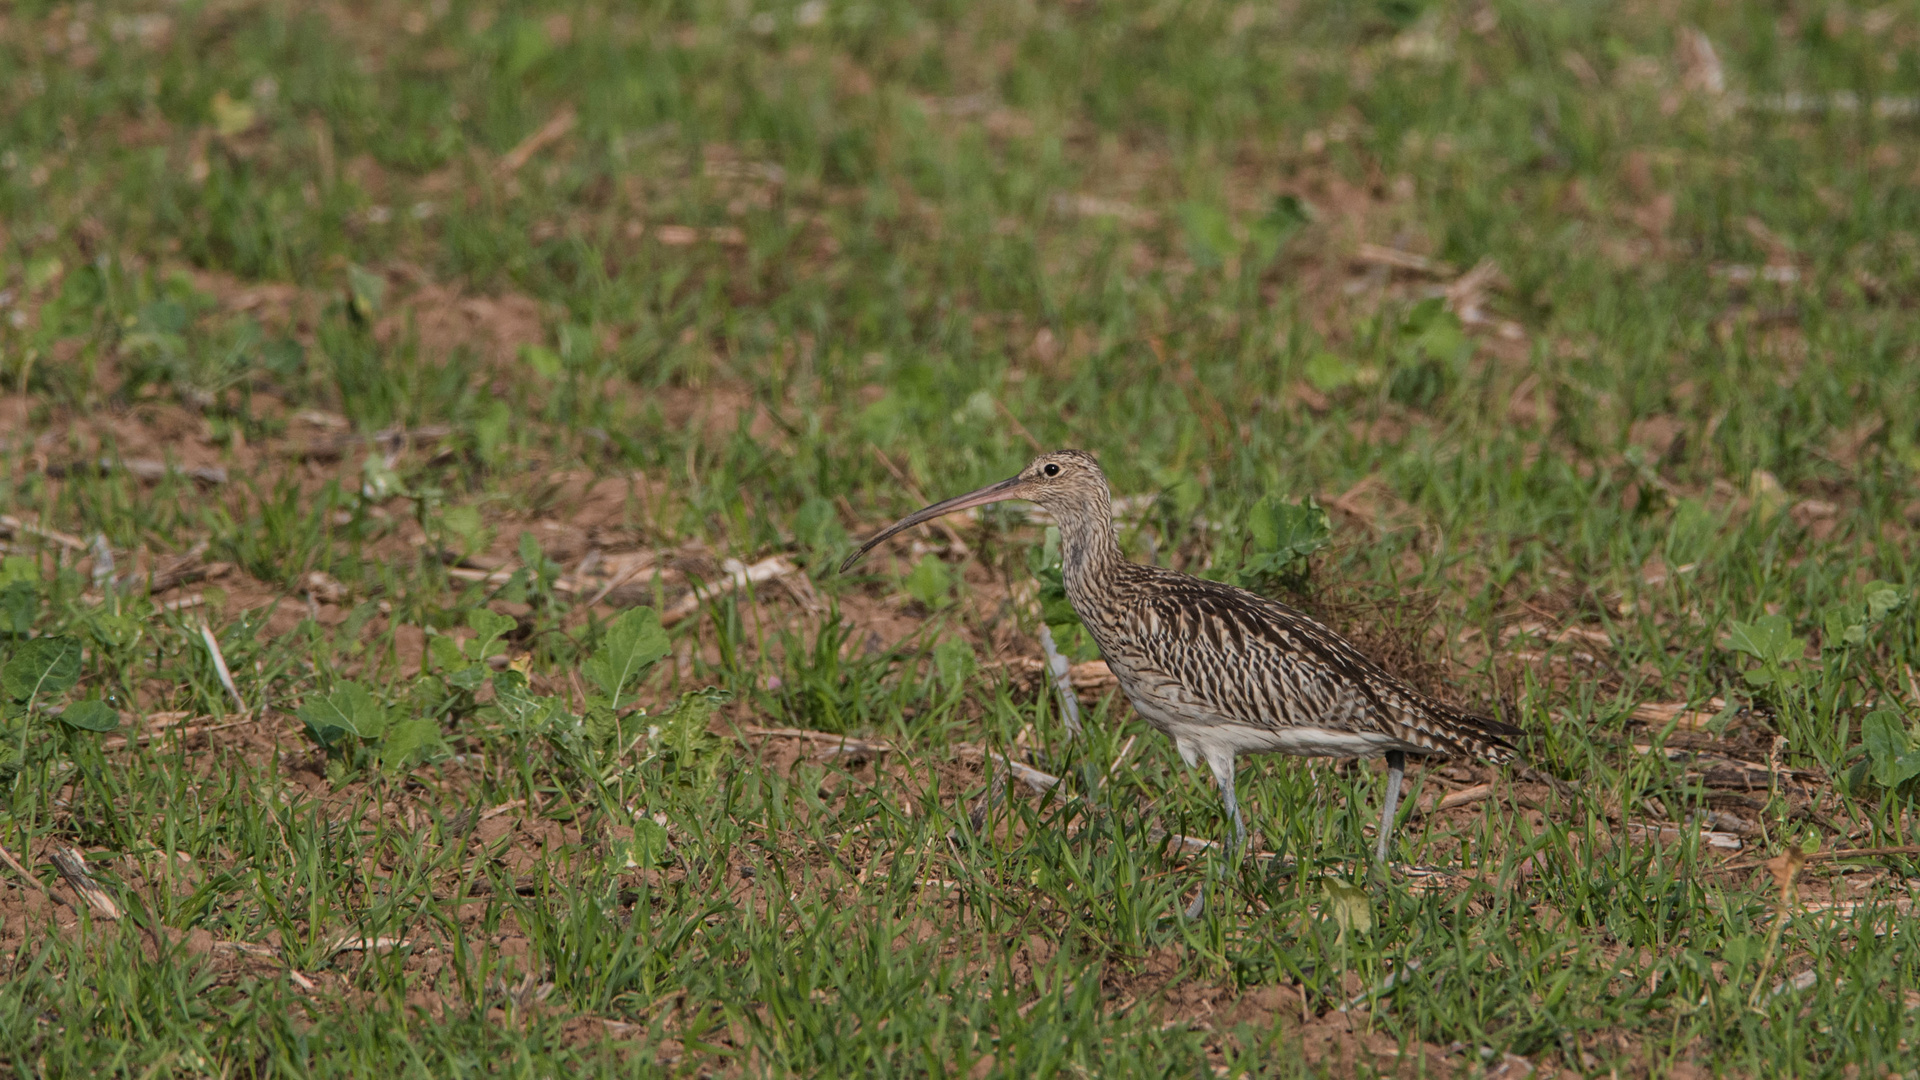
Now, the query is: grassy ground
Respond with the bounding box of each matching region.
[2,0,1919,1075]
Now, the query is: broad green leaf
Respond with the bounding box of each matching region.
[653,688,730,780]
[1150,469,1205,523]
[795,496,848,559]
[903,556,956,611]
[209,90,256,137]
[1727,616,1802,665]
[631,817,669,868]
[1410,310,1469,365]
[427,635,466,673]
[1720,933,1764,976]
[1747,469,1789,518]
[1823,608,1864,648]
[262,338,304,377]
[608,816,671,872]
[329,683,390,737]
[2,636,83,703]
[0,555,38,587]
[1303,352,1367,393]
[1249,194,1311,265]
[1178,201,1235,269]
[933,637,975,693]
[1242,496,1332,585]
[584,703,621,748]
[439,505,491,556]
[473,400,513,466]
[660,687,726,731]
[1829,584,1912,651]
[856,390,908,443]
[360,455,405,502]
[1387,300,1469,408]
[1036,565,1077,627]
[517,531,561,585]
[1046,620,1101,663]
[504,19,553,76]
[24,255,63,292]
[1863,710,1909,788]
[488,670,562,729]
[1025,527,1080,628]
[1247,496,1331,563]
[1323,879,1372,944]
[1400,296,1449,334]
[520,344,564,379]
[465,608,515,660]
[1865,583,1906,622]
[83,610,142,653]
[296,681,389,748]
[0,582,37,637]
[346,263,385,320]
[583,607,669,705]
[297,710,354,749]
[58,698,120,733]
[468,607,516,638]
[378,717,447,771]
[952,389,998,426]
[1845,758,1873,795]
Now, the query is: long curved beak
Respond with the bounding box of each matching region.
[838,475,1028,573]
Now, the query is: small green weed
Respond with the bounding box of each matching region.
[1237,495,1333,591]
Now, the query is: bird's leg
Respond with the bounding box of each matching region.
[1186,752,1243,919]
[1218,770,1247,855]
[1374,750,1407,865]
[1037,624,1082,740]
[1184,879,1207,920]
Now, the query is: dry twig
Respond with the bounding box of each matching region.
[198,618,248,715]
[0,514,85,551]
[0,841,47,894]
[498,107,577,175]
[51,846,121,921]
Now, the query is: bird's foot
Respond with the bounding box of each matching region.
[1183,884,1206,920]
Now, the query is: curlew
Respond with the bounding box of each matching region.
[841,450,1520,910]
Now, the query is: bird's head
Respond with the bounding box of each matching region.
[839,449,1111,573]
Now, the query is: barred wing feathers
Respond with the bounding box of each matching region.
[1116,569,1520,763]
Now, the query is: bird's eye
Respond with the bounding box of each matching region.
[1043,463,1061,477]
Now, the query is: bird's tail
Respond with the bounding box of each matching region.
[1429,700,1524,765]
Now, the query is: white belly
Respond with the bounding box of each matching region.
[1165,721,1415,769]
[1099,654,1418,771]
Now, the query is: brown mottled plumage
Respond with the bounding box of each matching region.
[841,450,1520,905]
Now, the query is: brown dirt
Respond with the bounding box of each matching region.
[376,280,550,369]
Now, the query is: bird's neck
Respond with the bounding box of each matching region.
[1054,499,1124,598]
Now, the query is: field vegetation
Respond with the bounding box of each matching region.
[2,0,1920,1075]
